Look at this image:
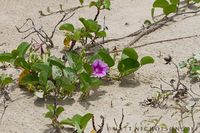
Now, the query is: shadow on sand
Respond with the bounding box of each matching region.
[78,89,107,110]
[119,74,141,88]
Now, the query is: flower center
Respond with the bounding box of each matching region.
[95,67,103,73]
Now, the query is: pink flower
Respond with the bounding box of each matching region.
[92,59,109,77]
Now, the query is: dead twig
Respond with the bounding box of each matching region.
[113,109,125,133]
[89,9,200,50]
[190,85,200,97]
[50,12,75,39]
[92,116,97,131]
[0,100,8,123]
[135,34,199,48]
[92,115,105,133]
[108,34,199,54]
[127,9,200,46]
[141,56,189,108]
[16,11,75,48]
[0,88,11,123]
[94,29,142,47]
[127,17,172,47]
[0,43,6,47]
[39,5,87,17]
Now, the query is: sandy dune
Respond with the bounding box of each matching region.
[0,0,200,133]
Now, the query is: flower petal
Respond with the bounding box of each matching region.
[92,59,109,77]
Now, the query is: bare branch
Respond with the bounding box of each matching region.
[113,109,125,133]
[39,5,87,17]
[16,10,75,48]
[0,100,8,123]
[92,115,105,133]
[50,12,75,39]
[0,43,6,47]
[87,9,200,51]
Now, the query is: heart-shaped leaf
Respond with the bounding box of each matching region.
[59,23,74,32]
[122,48,138,60]
[98,49,114,67]
[17,42,30,57]
[0,53,14,62]
[140,56,154,66]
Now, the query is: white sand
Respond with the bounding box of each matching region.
[0,0,200,133]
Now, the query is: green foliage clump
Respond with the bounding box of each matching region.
[151,0,200,17]
[0,41,154,99]
[44,104,93,133]
[180,53,200,80]
[0,74,13,91]
[152,0,179,17]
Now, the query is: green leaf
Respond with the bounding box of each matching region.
[60,118,74,126]
[83,63,92,74]
[31,63,52,76]
[59,23,74,32]
[80,113,93,130]
[65,51,83,72]
[163,4,177,15]
[89,1,97,8]
[191,66,200,73]
[2,76,13,85]
[122,48,138,60]
[91,77,101,88]
[118,58,140,75]
[45,112,54,119]
[61,113,93,132]
[98,49,114,67]
[73,29,82,41]
[171,128,177,133]
[14,57,30,70]
[80,73,101,93]
[45,104,55,119]
[79,18,101,32]
[79,0,84,5]
[80,72,91,93]
[47,104,55,112]
[66,51,80,66]
[46,80,55,91]
[63,67,77,82]
[20,73,39,85]
[140,56,154,66]
[103,0,111,9]
[179,61,187,68]
[11,50,19,58]
[0,53,14,62]
[61,77,75,95]
[96,31,107,37]
[153,0,169,8]
[72,114,82,122]
[183,127,189,133]
[52,66,62,80]
[183,127,190,133]
[170,0,179,5]
[144,20,152,26]
[55,106,64,117]
[151,8,155,18]
[17,42,30,57]
[48,56,65,69]
[193,0,200,3]
[39,71,48,86]
[75,123,83,133]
